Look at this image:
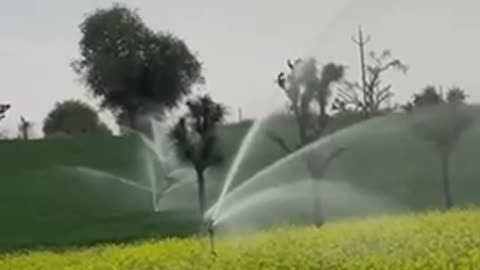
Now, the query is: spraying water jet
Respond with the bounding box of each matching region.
[206,218,217,256]
[211,114,273,220]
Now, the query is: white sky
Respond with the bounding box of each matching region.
[1,0,479,137]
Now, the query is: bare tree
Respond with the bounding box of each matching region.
[334,27,407,117]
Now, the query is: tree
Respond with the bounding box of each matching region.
[335,49,407,117]
[446,87,467,103]
[0,104,11,121]
[403,85,466,111]
[407,86,474,209]
[334,28,407,117]
[273,58,346,226]
[170,95,225,217]
[414,85,444,107]
[18,116,33,140]
[402,85,440,111]
[43,100,112,137]
[274,58,345,148]
[72,3,203,131]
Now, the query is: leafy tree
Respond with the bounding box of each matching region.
[334,50,407,117]
[404,85,467,111]
[414,85,443,107]
[274,58,345,148]
[170,95,225,216]
[72,3,203,131]
[0,104,11,121]
[43,100,112,137]
[408,86,474,209]
[273,58,346,226]
[446,87,467,103]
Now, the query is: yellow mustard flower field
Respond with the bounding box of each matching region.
[2,209,480,270]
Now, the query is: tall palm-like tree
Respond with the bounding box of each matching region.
[170,95,226,217]
[408,86,474,209]
[274,58,346,227]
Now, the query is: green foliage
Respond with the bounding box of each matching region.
[446,87,467,103]
[413,85,444,107]
[170,95,226,214]
[43,100,112,137]
[409,103,475,154]
[404,85,467,111]
[407,85,474,154]
[72,3,203,126]
[170,95,226,171]
[275,58,345,148]
[2,209,480,269]
[407,101,475,208]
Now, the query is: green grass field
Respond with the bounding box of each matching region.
[2,208,480,269]
[1,111,480,252]
[0,121,258,252]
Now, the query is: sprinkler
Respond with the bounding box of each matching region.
[206,218,217,256]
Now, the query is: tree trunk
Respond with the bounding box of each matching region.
[22,128,28,140]
[127,111,137,131]
[196,169,207,218]
[317,88,330,137]
[440,153,453,209]
[312,179,324,227]
[305,155,324,227]
[305,148,346,227]
[295,112,309,147]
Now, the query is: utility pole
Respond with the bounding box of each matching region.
[352,25,371,116]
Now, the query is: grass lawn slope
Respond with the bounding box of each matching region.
[1,110,480,251]
[2,208,480,270]
[0,135,201,251]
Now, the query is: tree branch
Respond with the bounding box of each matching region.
[305,146,347,180]
[323,147,347,169]
[266,130,293,154]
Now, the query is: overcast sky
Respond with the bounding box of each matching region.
[1,0,479,136]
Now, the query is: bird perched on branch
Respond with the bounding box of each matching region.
[0,104,11,121]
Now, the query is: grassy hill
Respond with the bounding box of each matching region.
[0,120,261,252]
[2,208,480,269]
[0,136,196,251]
[1,109,480,251]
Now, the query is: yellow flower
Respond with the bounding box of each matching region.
[1,208,480,270]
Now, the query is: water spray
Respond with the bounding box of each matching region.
[206,218,217,256]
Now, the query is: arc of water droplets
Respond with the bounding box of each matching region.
[209,0,361,222]
[119,119,184,212]
[207,116,376,223]
[209,116,270,220]
[74,166,152,192]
